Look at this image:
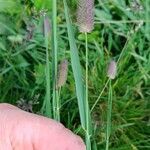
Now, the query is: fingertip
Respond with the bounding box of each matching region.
[34,118,86,150]
[0,103,19,110]
[56,126,86,150]
[70,133,86,150]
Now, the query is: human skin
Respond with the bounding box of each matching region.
[0,103,85,150]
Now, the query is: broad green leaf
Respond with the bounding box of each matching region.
[33,0,52,11]
[63,0,86,128]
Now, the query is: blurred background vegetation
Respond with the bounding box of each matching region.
[0,0,150,149]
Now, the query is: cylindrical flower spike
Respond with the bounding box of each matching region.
[107,60,117,79]
[43,15,51,37]
[57,59,68,89]
[77,0,94,33]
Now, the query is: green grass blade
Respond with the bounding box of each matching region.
[63,0,86,128]
[42,14,52,118]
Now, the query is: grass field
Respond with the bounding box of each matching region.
[0,0,150,149]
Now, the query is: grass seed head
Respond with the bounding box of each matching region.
[57,59,68,89]
[43,15,51,37]
[77,0,94,33]
[107,60,117,79]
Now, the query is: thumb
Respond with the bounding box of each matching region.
[0,103,86,150]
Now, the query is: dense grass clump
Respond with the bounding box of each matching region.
[0,0,150,149]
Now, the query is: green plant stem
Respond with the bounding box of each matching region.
[106,79,113,150]
[91,79,110,112]
[45,36,52,117]
[56,90,60,121]
[56,87,61,120]
[95,20,148,24]
[52,0,59,121]
[85,32,91,150]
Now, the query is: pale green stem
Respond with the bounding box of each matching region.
[91,79,110,112]
[85,32,91,150]
[106,79,112,150]
[52,0,59,121]
[45,36,52,117]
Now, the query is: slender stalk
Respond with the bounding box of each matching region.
[85,33,91,150]
[52,0,59,121]
[56,90,60,121]
[106,80,113,150]
[94,20,148,24]
[45,34,52,117]
[91,79,110,112]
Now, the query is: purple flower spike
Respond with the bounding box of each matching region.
[43,16,51,37]
[77,0,94,33]
[107,60,117,79]
[57,59,68,89]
